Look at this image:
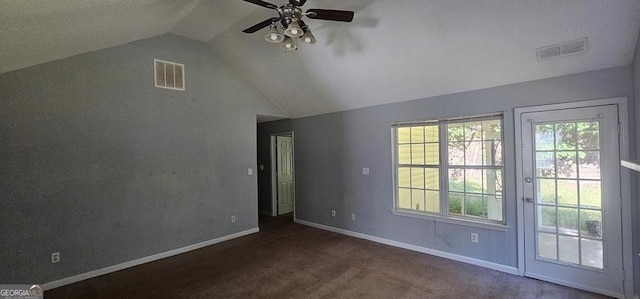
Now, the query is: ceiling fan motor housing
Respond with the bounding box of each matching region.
[278,4,303,27]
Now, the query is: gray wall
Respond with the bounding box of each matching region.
[0,34,286,284]
[290,66,634,269]
[257,120,293,214]
[633,28,640,295]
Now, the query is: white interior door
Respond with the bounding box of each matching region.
[520,104,624,297]
[277,136,294,215]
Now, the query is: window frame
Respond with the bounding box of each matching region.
[392,113,507,228]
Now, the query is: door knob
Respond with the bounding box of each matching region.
[524,197,534,203]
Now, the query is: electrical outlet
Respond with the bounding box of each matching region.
[351,213,356,221]
[51,252,60,263]
[231,215,236,223]
[247,168,253,176]
[362,167,369,175]
[331,210,336,217]
[470,233,479,244]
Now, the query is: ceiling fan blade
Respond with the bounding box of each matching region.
[242,0,278,10]
[242,17,280,33]
[306,9,354,22]
[290,0,307,6]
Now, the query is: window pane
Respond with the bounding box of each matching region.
[411,144,425,164]
[555,123,576,150]
[398,167,410,188]
[425,125,438,142]
[487,194,503,221]
[412,189,425,211]
[580,210,602,239]
[155,61,165,86]
[536,178,556,204]
[465,141,483,165]
[482,169,500,195]
[465,169,483,194]
[398,188,411,209]
[426,190,439,212]
[449,169,464,192]
[578,151,600,179]
[448,142,465,165]
[465,194,484,217]
[556,151,577,179]
[411,168,424,189]
[425,143,439,165]
[558,235,579,264]
[536,152,555,178]
[165,64,175,88]
[411,126,424,143]
[577,121,599,150]
[538,205,557,233]
[398,127,411,144]
[482,120,501,140]
[484,139,502,166]
[398,144,411,164]
[535,124,555,151]
[538,232,557,260]
[425,168,439,190]
[558,207,578,235]
[579,180,601,208]
[581,239,603,269]
[557,179,578,206]
[174,65,183,89]
[464,122,482,141]
[449,192,463,215]
[448,123,465,142]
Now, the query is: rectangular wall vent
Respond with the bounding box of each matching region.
[154,59,185,91]
[536,38,587,62]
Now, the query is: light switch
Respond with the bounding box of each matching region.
[362,167,370,175]
[248,168,253,176]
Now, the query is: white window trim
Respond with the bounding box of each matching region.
[154,59,185,91]
[391,113,506,228]
[390,209,510,231]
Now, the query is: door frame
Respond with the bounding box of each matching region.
[514,97,632,297]
[270,131,296,218]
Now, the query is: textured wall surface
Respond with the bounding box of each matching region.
[0,34,286,284]
[290,66,634,268]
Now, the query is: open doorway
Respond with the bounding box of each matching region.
[270,132,295,217]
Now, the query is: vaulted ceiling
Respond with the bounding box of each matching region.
[2,0,640,118]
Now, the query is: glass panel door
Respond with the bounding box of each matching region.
[520,104,624,297]
[533,121,603,269]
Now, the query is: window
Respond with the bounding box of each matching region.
[154,59,185,91]
[393,115,504,223]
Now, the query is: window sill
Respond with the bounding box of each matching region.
[390,209,510,232]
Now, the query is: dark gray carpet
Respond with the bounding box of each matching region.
[46,214,608,298]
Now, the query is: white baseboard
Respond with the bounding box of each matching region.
[294,219,519,276]
[42,227,259,291]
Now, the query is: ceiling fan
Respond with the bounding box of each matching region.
[242,0,354,51]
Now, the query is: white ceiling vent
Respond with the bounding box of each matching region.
[536,38,588,62]
[154,59,185,91]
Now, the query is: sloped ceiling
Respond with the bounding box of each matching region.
[2,0,640,118]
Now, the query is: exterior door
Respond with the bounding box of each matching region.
[277,136,294,215]
[520,105,624,297]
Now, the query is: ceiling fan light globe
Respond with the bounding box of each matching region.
[264,25,284,43]
[284,20,303,37]
[280,36,297,51]
[300,30,316,45]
